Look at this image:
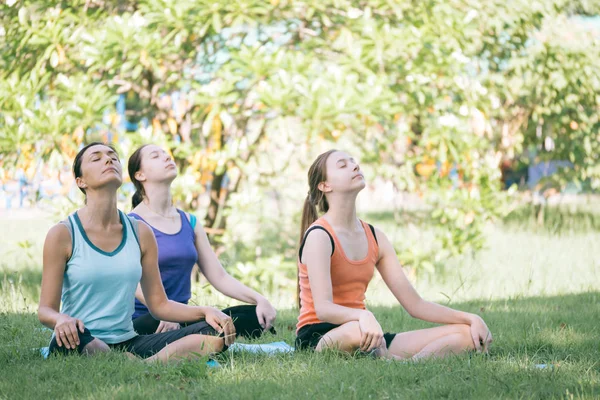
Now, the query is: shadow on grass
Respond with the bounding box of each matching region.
[372,291,600,362]
[0,292,598,399]
[209,291,600,399]
[503,205,600,234]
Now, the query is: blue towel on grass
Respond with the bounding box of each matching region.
[37,341,294,360]
[227,341,294,354]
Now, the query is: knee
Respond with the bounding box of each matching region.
[82,338,110,355]
[340,321,363,349]
[456,324,475,350]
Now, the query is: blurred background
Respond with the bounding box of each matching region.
[1,0,599,311]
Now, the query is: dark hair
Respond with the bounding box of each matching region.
[297,149,337,307]
[72,142,119,197]
[127,144,150,209]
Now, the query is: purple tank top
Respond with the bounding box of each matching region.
[129,209,198,319]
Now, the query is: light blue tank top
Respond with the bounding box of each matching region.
[58,210,142,344]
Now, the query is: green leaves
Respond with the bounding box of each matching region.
[1,0,599,277]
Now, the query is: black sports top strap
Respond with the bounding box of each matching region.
[299,226,335,262]
[367,223,378,245]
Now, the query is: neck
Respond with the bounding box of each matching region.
[80,189,119,228]
[142,182,174,215]
[324,192,360,231]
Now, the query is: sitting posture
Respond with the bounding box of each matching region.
[295,150,492,360]
[127,144,276,338]
[38,143,236,362]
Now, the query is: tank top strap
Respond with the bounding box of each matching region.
[359,220,379,261]
[59,215,75,244]
[177,208,189,227]
[123,212,140,247]
[66,213,81,256]
[298,218,335,262]
[314,218,339,250]
[176,209,195,237]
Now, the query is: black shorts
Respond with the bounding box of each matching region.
[295,322,397,351]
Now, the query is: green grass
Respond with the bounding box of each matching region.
[1,210,599,399]
[1,294,599,399]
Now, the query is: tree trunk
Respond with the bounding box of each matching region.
[205,170,228,232]
[535,203,545,226]
[194,169,230,283]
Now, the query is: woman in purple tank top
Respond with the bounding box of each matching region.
[127,145,277,338]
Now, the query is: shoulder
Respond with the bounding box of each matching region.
[368,224,395,261]
[136,219,157,251]
[373,226,391,242]
[44,222,72,259]
[128,212,142,220]
[137,219,154,238]
[300,226,333,263]
[46,222,71,243]
[303,226,332,243]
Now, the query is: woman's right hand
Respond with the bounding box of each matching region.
[155,320,181,333]
[358,311,384,352]
[54,314,85,349]
[202,307,236,346]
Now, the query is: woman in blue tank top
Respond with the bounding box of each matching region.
[38,143,237,362]
[126,144,276,337]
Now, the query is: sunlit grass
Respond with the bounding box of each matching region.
[1,208,599,398]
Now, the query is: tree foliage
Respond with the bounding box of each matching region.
[1,0,599,273]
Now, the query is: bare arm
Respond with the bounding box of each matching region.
[375,228,474,325]
[194,224,264,304]
[38,224,71,329]
[193,220,276,330]
[38,223,84,349]
[302,229,367,324]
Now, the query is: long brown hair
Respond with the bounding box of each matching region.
[127,144,150,209]
[297,149,337,307]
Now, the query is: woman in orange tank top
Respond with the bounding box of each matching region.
[295,150,492,360]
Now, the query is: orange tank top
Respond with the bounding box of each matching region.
[296,217,379,332]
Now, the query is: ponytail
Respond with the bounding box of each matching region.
[127,144,149,210]
[299,195,319,247]
[132,189,144,209]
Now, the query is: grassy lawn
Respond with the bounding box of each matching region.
[0,210,599,399]
[1,294,598,399]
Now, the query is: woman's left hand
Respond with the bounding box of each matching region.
[469,314,492,353]
[255,297,277,331]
